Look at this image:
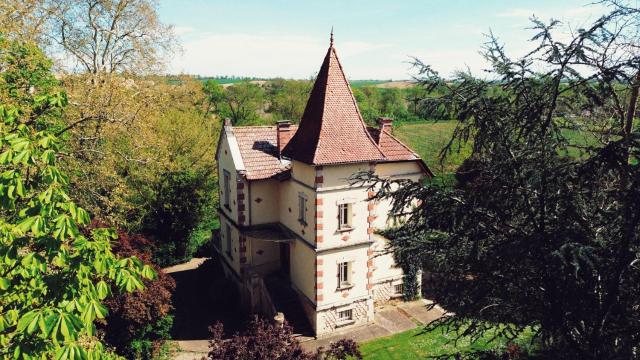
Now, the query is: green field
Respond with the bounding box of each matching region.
[360,325,534,359]
[393,120,471,178]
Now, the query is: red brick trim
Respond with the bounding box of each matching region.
[315,258,324,265]
[316,223,323,230]
[316,270,324,277]
[316,211,323,219]
[317,282,324,290]
[316,235,323,243]
[315,176,324,183]
[316,294,324,301]
[236,182,244,189]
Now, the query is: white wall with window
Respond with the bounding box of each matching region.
[320,246,369,304]
[298,192,308,225]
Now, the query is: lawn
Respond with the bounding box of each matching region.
[360,325,534,359]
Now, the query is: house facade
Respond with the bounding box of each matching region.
[214,37,432,336]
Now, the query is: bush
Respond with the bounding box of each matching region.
[99,227,176,359]
[203,317,362,360]
[143,169,214,266]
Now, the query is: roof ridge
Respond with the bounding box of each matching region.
[326,46,384,161]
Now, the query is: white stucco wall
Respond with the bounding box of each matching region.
[318,245,370,306]
[220,218,241,276]
[290,239,316,302]
[279,164,316,245]
[249,179,280,225]
[217,131,239,224]
[318,187,370,250]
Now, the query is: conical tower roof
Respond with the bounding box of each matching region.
[281,34,384,165]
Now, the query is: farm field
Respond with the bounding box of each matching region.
[392,120,470,178]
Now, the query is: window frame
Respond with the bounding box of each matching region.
[298,192,308,225]
[338,261,352,288]
[394,283,403,295]
[223,170,231,209]
[337,309,353,323]
[338,203,351,230]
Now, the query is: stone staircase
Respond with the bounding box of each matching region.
[264,273,314,340]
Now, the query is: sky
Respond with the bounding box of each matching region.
[158,0,611,80]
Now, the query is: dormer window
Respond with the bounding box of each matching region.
[298,192,308,225]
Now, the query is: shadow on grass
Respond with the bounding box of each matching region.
[169,257,249,340]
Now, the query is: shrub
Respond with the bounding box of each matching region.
[203,317,362,360]
[99,227,176,359]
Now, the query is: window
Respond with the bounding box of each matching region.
[298,193,307,225]
[394,283,403,295]
[223,170,231,209]
[338,309,352,322]
[338,203,351,229]
[338,262,351,287]
[225,223,232,259]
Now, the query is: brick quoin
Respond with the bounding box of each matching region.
[316,211,323,219]
[315,258,324,265]
[316,223,323,230]
[317,282,324,290]
[316,235,323,243]
[315,198,323,205]
[316,294,324,302]
[316,270,324,277]
[236,182,244,189]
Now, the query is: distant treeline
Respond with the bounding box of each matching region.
[198,78,447,126]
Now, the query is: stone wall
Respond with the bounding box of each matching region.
[316,297,373,335]
[373,278,403,306]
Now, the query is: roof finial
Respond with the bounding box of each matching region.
[330,26,334,47]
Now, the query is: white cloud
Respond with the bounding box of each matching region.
[168,33,392,78]
[496,8,537,18]
[173,26,195,36]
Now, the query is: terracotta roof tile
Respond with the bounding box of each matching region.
[230,125,298,180]
[281,42,384,165]
[367,127,420,161]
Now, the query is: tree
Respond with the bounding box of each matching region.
[99,227,176,360]
[357,2,640,358]
[0,36,152,359]
[266,79,312,122]
[47,0,175,74]
[203,317,362,360]
[219,81,265,125]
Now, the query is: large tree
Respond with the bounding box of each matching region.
[0,36,152,359]
[359,2,640,358]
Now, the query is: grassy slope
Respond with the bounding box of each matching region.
[392,120,471,178]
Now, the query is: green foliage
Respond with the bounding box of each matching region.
[362,4,640,358]
[0,37,151,359]
[143,170,213,266]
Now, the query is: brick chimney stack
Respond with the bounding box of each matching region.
[276,120,292,158]
[377,117,393,133]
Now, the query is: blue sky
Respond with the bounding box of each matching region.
[158,0,609,80]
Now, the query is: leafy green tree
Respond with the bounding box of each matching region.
[0,37,152,359]
[266,79,311,122]
[219,81,265,125]
[358,2,640,358]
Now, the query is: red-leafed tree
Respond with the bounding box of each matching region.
[90,222,176,359]
[203,317,362,360]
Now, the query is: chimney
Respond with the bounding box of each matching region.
[377,117,393,133]
[276,120,292,158]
